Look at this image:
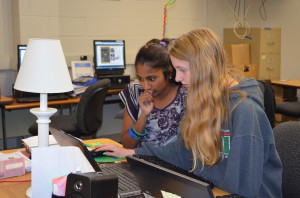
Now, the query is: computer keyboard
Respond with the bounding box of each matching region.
[16,94,69,103]
[133,155,214,189]
[100,163,142,197]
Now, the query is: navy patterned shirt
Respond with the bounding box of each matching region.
[119,82,187,147]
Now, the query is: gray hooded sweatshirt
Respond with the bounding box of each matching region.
[135,78,282,198]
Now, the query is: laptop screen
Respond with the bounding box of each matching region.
[49,126,101,172]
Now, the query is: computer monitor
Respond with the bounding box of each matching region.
[93,40,126,76]
[17,45,27,70]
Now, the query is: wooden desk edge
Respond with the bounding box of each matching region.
[271,79,300,88]
[0,96,14,105]
[107,88,123,95]
[3,96,81,110]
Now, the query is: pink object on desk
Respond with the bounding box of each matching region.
[53,176,67,196]
[0,157,25,179]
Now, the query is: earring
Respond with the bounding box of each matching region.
[169,76,172,79]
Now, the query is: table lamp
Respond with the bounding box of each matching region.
[14,39,73,197]
[14,38,73,147]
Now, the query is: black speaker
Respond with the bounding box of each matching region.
[65,172,118,198]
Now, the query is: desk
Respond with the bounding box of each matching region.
[271,79,300,122]
[271,79,300,88]
[0,138,228,198]
[0,88,123,150]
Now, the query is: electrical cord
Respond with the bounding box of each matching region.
[259,0,268,21]
[0,180,31,183]
[224,0,255,39]
[233,20,250,39]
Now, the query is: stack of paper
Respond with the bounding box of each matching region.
[70,77,98,97]
[22,135,58,149]
[71,84,89,96]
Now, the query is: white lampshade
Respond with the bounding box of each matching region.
[14,38,73,93]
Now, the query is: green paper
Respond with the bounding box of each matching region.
[94,156,126,163]
[84,142,124,162]
[85,142,103,147]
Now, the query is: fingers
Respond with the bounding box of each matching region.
[94,144,134,158]
[95,144,117,151]
[95,144,122,157]
[140,91,153,106]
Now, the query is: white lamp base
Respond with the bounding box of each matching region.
[28,107,57,197]
[30,107,57,147]
[26,186,31,198]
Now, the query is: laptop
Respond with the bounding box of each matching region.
[126,156,214,198]
[48,126,142,198]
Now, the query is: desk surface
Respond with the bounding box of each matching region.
[271,79,300,88]
[0,96,14,105]
[0,138,228,198]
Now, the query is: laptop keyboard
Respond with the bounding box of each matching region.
[100,163,142,197]
[134,155,214,189]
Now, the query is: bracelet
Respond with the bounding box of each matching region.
[128,128,141,140]
[131,125,147,137]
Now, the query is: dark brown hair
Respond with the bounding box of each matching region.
[135,38,178,84]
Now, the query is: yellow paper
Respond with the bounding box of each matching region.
[161,190,181,198]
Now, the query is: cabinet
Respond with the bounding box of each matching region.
[224,28,281,80]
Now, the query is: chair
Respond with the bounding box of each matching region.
[28,79,111,138]
[273,121,300,197]
[275,101,300,119]
[257,80,276,128]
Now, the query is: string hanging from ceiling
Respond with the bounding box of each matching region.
[162,0,176,38]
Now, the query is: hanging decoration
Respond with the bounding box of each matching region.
[162,0,176,38]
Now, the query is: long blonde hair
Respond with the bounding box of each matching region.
[169,28,240,170]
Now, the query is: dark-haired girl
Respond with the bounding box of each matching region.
[119,39,187,148]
